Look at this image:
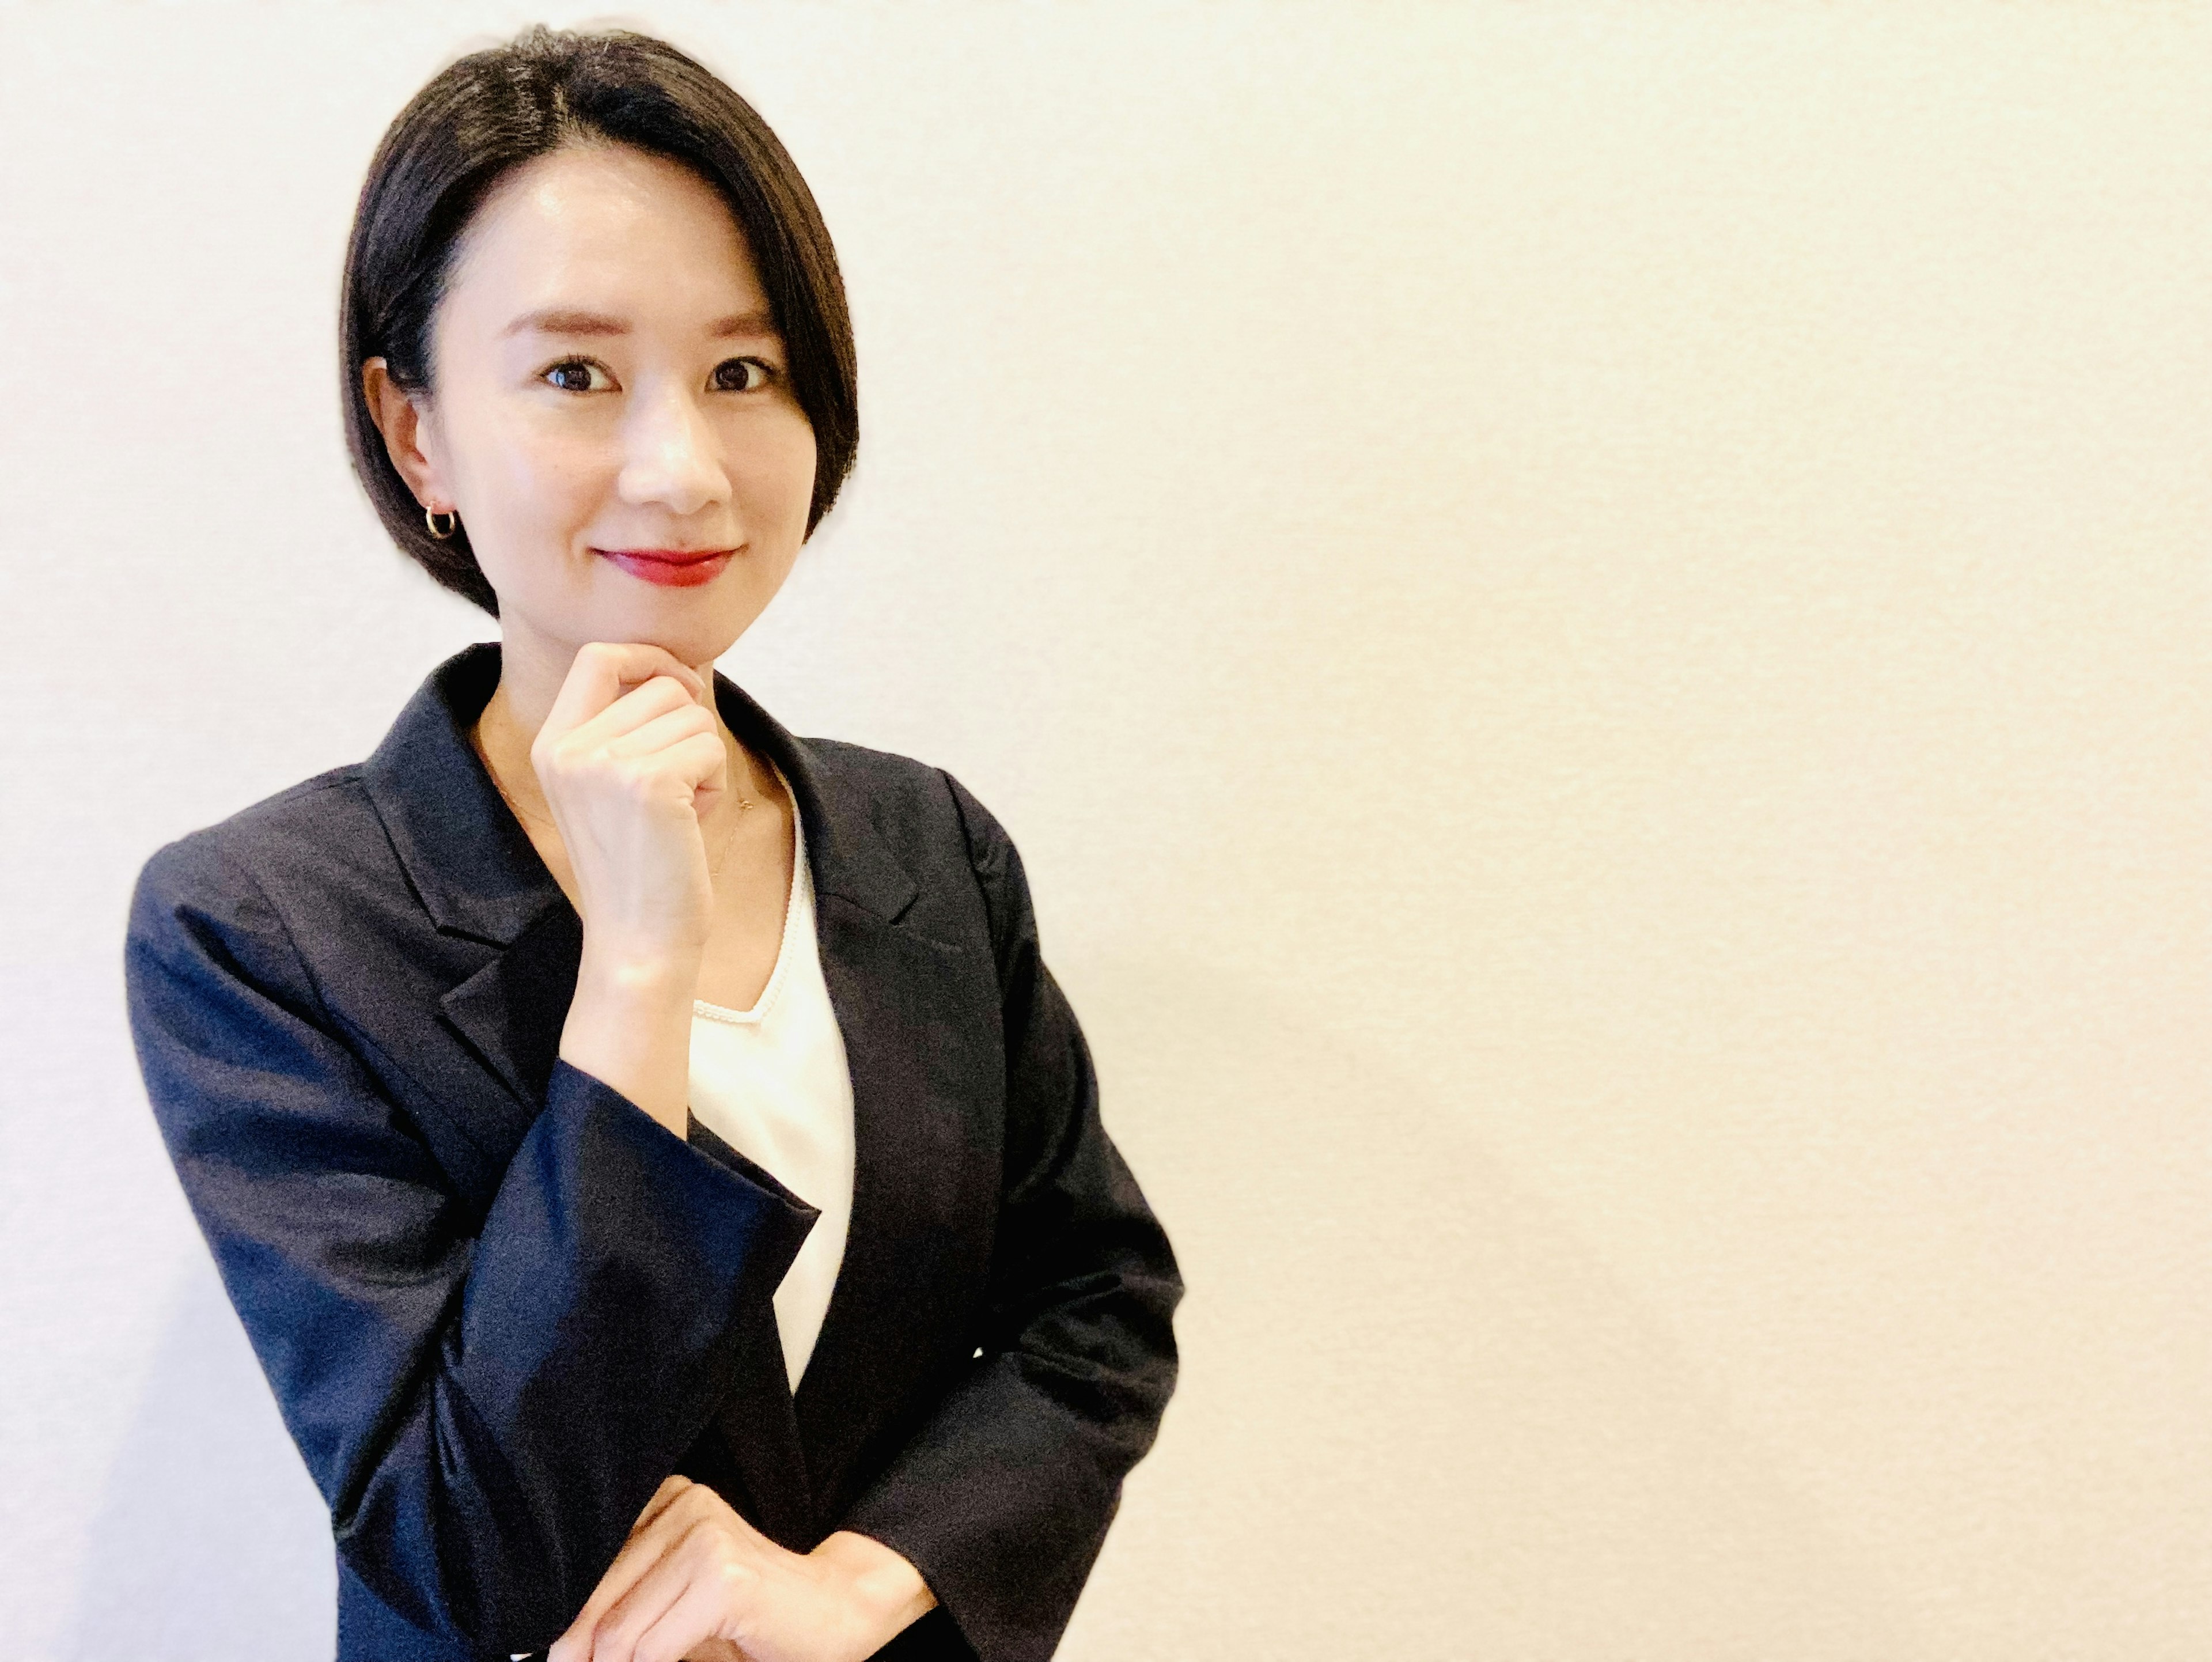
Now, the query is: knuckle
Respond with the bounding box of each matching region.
[679,1486,718,1520]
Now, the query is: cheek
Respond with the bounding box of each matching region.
[446,412,613,610]
[452,410,609,556]
[733,414,819,531]
[430,372,570,501]
[475,415,607,525]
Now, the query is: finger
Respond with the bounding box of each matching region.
[551,1494,696,1660]
[552,733,727,809]
[625,1574,750,1662]
[578,1553,695,1662]
[586,639,707,700]
[584,1519,757,1662]
[633,1475,694,1534]
[634,732,731,797]
[600,704,719,764]
[545,642,705,736]
[535,690,715,805]
[556,675,701,750]
[553,1478,734,1662]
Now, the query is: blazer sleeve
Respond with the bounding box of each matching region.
[835,775,1184,1662]
[123,832,817,1656]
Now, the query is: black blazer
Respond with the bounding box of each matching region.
[124,643,1181,1662]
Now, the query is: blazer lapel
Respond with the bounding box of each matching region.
[362,645,576,1153]
[361,643,559,949]
[437,902,582,1119]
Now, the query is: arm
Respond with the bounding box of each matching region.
[833,774,1185,1662]
[126,834,813,1656]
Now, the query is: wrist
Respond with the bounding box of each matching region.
[574,940,699,1004]
[812,1530,934,1655]
[560,943,700,1135]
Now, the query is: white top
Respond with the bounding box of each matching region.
[687,788,856,1393]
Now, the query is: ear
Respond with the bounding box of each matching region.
[361,358,453,512]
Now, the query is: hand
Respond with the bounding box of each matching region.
[532,642,725,966]
[547,1477,935,1662]
[539,643,724,1134]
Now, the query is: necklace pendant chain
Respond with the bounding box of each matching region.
[709,788,755,877]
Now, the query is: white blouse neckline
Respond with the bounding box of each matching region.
[692,768,805,1028]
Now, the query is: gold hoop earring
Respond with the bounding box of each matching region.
[425,507,460,541]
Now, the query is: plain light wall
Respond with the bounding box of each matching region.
[2,3,2208,1657]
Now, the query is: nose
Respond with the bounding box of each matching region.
[617,381,729,519]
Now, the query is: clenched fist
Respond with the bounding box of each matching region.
[532,641,729,964]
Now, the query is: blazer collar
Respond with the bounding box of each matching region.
[359,641,918,942]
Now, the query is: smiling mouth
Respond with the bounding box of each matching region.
[596,547,737,588]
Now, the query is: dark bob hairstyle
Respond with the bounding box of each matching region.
[340,26,857,616]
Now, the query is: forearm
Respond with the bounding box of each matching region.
[343,1063,816,1647]
[835,1338,1169,1662]
[559,941,699,1135]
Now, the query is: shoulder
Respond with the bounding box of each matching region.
[130,764,392,955]
[794,736,1016,866]
[791,735,1036,967]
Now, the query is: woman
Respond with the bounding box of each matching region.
[123,26,1181,1662]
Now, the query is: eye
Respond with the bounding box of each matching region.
[542,359,613,393]
[711,357,772,393]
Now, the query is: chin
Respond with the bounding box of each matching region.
[592,591,762,669]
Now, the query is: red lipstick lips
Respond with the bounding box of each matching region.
[598,547,736,588]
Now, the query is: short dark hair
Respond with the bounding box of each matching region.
[339,26,857,615]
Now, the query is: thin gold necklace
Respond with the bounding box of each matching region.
[478,731,757,877]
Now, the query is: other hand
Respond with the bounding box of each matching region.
[547,1477,935,1662]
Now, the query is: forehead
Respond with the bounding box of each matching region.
[441,141,768,328]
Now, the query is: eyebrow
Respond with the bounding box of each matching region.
[501,306,780,340]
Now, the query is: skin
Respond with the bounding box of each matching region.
[363,139,933,1662]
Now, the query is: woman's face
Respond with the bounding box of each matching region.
[378,141,818,668]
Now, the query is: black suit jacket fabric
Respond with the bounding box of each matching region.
[123,644,1182,1662]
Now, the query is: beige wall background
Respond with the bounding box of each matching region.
[2,2,2207,1657]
